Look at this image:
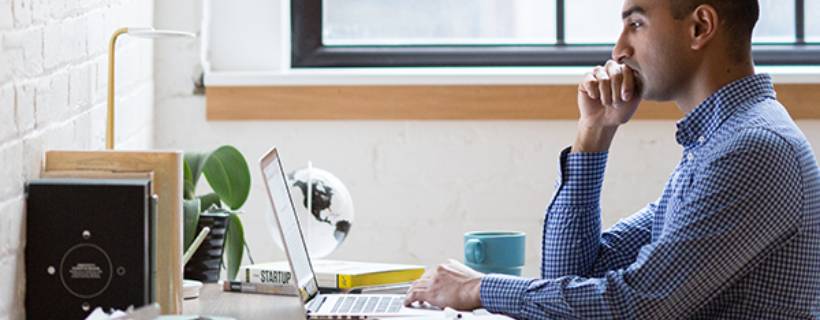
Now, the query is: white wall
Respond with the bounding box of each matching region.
[155,0,820,279]
[0,0,155,318]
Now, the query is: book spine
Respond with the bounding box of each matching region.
[339,269,425,289]
[149,194,158,303]
[338,274,351,289]
[241,267,294,286]
[239,265,425,289]
[241,267,338,288]
[222,281,297,296]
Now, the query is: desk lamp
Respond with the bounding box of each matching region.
[106,27,196,150]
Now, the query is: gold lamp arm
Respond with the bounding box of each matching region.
[105,27,193,150]
[106,27,129,150]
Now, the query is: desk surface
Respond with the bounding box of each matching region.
[183,283,306,320]
[183,284,511,320]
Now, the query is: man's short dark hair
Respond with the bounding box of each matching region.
[670,0,759,60]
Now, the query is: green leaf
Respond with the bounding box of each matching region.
[183,199,201,251]
[183,161,194,200]
[184,152,210,200]
[202,145,251,210]
[225,212,245,281]
[198,192,222,212]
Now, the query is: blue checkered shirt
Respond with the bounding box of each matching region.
[479,74,820,319]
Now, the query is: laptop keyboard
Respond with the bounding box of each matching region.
[330,295,404,314]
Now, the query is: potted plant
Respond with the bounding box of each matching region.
[182,145,251,282]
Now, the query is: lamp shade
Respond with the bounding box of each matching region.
[126,27,196,39]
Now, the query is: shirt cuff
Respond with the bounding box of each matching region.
[551,146,608,208]
[479,274,534,316]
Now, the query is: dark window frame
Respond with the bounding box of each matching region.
[292,0,820,68]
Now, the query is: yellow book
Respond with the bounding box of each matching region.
[240,259,425,290]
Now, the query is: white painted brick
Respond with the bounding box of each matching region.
[0,54,9,86]
[0,253,25,318]
[0,198,24,258]
[43,17,86,69]
[88,102,106,149]
[2,26,44,78]
[0,257,11,316]
[12,0,32,28]
[0,141,23,201]
[42,116,77,150]
[72,107,93,149]
[34,70,68,126]
[118,124,152,150]
[68,15,89,60]
[1,0,156,316]
[116,82,152,145]
[30,0,95,22]
[20,121,74,181]
[42,21,64,69]
[91,55,107,104]
[68,62,92,111]
[0,85,15,142]
[30,0,61,23]
[85,9,106,55]
[0,0,12,30]
[13,81,34,133]
[20,130,43,182]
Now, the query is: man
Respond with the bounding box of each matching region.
[405,0,820,318]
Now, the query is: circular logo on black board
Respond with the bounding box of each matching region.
[59,243,113,299]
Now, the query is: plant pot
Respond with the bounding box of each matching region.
[184,212,230,283]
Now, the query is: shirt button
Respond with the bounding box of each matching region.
[687,153,695,161]
[697,136,706,143]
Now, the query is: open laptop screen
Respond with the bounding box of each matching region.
[261,149,319,302]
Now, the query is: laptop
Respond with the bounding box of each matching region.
[260,147,435,319]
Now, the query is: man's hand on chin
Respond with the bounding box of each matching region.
[573,59,643,153]
[403,263,483,311]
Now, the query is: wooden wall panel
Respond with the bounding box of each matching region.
[206,84,816,120]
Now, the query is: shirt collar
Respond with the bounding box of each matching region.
[675,73,776,147]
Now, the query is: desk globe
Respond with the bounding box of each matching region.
[276,165,354,258]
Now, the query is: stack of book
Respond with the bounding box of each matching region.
[223,260,425,296]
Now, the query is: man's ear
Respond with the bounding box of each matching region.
[689,4,719,50]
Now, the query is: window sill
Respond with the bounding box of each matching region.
[203,66,820,120]
[204,65,820,86]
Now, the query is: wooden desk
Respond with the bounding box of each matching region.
[183,284,306,320]
[183,284,512,320]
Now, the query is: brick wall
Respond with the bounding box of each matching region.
[0,0,154,318]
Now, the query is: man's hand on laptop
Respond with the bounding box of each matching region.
[403,263,483,311]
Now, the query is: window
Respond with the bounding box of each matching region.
[292,0,820,67]
[323,0,556,45]
[808,0,820,42]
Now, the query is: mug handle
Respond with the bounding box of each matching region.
[464,239,485,264]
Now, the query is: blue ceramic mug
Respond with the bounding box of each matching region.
[464,231,525,275]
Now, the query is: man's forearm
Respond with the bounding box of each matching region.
[571,125,618,153]
[541,148,608,278]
